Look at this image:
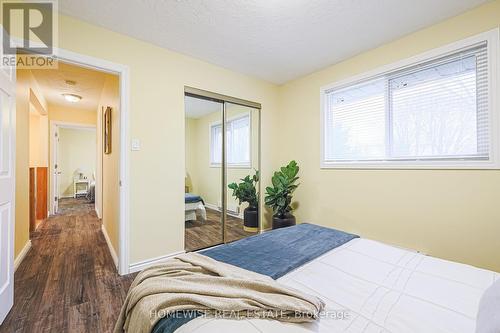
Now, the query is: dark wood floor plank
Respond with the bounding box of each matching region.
[1,199,259,333]
[185,208,256,251]
[0,198,136,333]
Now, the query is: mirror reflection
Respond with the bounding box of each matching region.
[184,95,260,251]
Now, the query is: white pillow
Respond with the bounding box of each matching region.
[476,279,500,333]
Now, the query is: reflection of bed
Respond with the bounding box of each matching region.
[185,193,207,222]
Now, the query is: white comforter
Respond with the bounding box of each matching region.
[176,238,499,333]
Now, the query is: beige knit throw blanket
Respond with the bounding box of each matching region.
[114,252,325,333]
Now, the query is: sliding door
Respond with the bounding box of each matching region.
[184,95,224,251]
[224,103,260,242]
[184,89,261,251]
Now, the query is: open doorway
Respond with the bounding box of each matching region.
[2,48,130,329]
[51,123,96,213]
[20,60,122,268]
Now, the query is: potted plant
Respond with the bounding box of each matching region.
[228,171,259,232]
[265,160,300,229]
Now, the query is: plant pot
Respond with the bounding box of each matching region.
[272,213,296,230]
[243,206,259,232]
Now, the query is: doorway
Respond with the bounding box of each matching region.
[16,52,129,275]
[184,87,261,251]
[50,122,96,214]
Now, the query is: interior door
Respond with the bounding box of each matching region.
[0,58,16,323]
[52,126,60,214]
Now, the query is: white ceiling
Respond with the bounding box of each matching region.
[30,61,108,111]
[59,0,489,84]
[185,95,222,119]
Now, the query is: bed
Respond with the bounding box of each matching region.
[176,238,498,332]
[138,224,499,333]
[185,193,206,222]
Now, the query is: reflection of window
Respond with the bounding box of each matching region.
[322,37,497,169]
[210,114,251,167]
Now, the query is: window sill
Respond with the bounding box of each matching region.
[210,163,252,169]
[320,160,500,170]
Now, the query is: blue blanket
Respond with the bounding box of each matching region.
[152,223,358,333]
[185,193,204,204]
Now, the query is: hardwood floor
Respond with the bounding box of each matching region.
[185,208,256,251]
[0,198,136,333]
[0,200,257,332]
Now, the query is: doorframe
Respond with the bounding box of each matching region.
[41,47,131,275]
[49,121,97,209]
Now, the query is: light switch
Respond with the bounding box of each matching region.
[131,139,141,151]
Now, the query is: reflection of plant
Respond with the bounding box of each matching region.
[228,171,259,208]
[265,161,300,218]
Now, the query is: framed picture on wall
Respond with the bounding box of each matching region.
[104,106,112,154]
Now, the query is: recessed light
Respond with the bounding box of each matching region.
[62,93,82,103]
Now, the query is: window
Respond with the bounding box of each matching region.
[210,114,251,167]
[321,31,498,169]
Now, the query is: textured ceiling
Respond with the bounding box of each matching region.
[30,61,108,111]
[59,0,489,84]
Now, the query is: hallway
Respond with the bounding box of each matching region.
[0,199,135,333]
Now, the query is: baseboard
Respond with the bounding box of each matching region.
[129,250,186,274]
[95,207,101,219]
[101,225,118,269]
[204,203,218,211]
[204,202,243,219]
[14,240,32,271]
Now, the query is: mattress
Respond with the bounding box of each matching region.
[175,238,499,333]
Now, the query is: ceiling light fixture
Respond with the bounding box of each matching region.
[62,93,82,103]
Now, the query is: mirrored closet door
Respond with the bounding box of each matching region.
[184,89,261,252]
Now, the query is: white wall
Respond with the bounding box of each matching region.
[58,128,96,197]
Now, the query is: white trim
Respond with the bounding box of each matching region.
[320,28,500,170]
[50,47,131,276]
[101,225,118,269]
[204,202,243,219]
[14,240,31,272]
[129,251,186,274]
[204,202,219,211]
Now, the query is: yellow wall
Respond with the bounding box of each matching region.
[15,68,50,258]
[14,70,31,258]
[29,112,48,168]
[97,74,120,255]
[14,2,500,271]
[277,0,500,272]
[49,105,97,125]
[52,14,279,264]
[58,128,96,197]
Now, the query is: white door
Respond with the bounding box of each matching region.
[52,126,60,214]
[0,58,16,322]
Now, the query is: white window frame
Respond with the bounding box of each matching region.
[320,28,500,169]
[209,112,252,168]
